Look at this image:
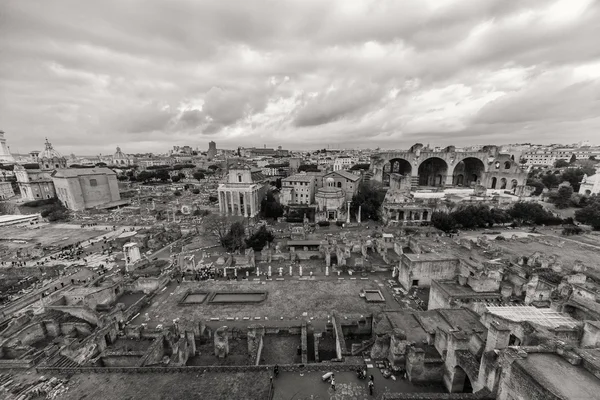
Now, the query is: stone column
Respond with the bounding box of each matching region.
[346,202,351,223]
[289,265,293,276]
[357,205,362,223]
[299,265,303,277]
[236,192,242,216]
[325,266,329,276]
[243,192,248,217]
[250,190,256,217]
[228,191,233,215]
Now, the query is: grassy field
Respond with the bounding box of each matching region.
[61,371,271,400]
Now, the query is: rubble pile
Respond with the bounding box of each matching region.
[0,373,69,400]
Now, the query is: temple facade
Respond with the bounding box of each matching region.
[381,173,433,226]
[217,166,268,218]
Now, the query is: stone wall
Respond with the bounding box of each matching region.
[45,305,99,326]
[399,255,459,290]
[497,360,561,400]
[582,322,600,347]
[332,314,345,359]
[102,354,144,367]
[138,337,165,366]
[406,346,445,384]
[126,276,169,293]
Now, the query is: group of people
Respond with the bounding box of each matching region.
[2,260,26,267]
[324,371,375,395]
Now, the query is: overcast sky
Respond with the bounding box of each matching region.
[1,0,600,155]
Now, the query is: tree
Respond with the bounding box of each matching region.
[202,214,230,242]
[154,169,170,182]
[41,202,69,222]
[431,211,457,233]
[550,186,573,209]
[590,156,597,161]
[173,190,182,197]
[193,171,205,181]
[171,176,181,183]
[208,165,220,171]
[541,173,559,189]
[554,159,569,168]
[575,197,600,230]
[245,225,275,251]
[526,179,545,196]
[569,154,577,164]
[191,188,200,194]
[351,181,385,221]
[137,171,155,182]
[451,204,494,229]
[221,222,246,251]
[560,167,595,192]
[508,202,562,225]
[519,158,528,165]
[298,164,320,172]
[261,190,284,219]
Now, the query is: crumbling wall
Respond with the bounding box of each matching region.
[247,325,265,366]
[138,337,165,366]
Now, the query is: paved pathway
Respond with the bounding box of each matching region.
[272,369,445,400]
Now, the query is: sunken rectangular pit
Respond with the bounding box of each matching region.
[179,291,209,304]
[363,289,385,302]
[208,291,267,304]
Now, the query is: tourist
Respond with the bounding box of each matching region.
[330,376,335,391]
[274,364,279,378]
[368,380,374,395]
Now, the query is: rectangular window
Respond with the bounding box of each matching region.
[89,178,98,187]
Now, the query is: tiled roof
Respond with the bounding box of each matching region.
[325,170,361,181]
[51,167,116,178]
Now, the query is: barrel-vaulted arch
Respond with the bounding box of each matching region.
[451,157,486,187]
[417,157,448,187]
[383,158,412,186]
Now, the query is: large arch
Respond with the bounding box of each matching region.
[383,158,412,186]
[452,157,485,187]
[418,157,448,187]
[449,366,474,393]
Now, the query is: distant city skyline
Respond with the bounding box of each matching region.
[1,0,599,155]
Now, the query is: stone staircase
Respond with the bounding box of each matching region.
[351,338,375,356]
[48,354,80,369]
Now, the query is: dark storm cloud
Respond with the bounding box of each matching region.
[1,0,599,153]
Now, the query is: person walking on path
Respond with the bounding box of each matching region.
[368,380,374,395]
[331,375,336,391]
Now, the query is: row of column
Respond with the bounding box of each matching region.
[393,209,430,222]
[219,189,259,217]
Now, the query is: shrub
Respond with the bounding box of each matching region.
[191,188,200,194]
[336,221,344,227]
[22,198,58,207]
[318,221,330,227]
